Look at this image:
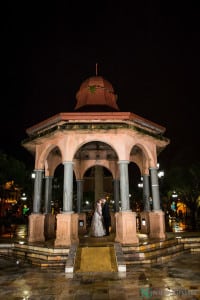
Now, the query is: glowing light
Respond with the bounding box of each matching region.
[158,170,164,178]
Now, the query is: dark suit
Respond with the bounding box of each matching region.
[102,201,111,235]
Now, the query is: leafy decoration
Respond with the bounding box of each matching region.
[88,85,96,93]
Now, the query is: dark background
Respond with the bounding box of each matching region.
[1,1,200,169]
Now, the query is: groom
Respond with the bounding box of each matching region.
[101,198,111,236]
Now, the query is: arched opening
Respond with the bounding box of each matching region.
[128,162,143,212]
[73,141,118,234]
[82,166,114,231]
[52,164,64,214]
[82,166,113,211]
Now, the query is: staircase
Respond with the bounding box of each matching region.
[122,236,200,265]
[1,233,200,270]
[12,242,70,267]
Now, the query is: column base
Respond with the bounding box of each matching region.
[54,213,79,247]
[78,213,87,233]
[115,211,139,245]
[110,211,116,233]
[149,210,166,239]
[44,214,56,239]
[28,213,45,243]
[140,211,150,234]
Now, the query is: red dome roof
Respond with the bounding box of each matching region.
[74,76,119,111]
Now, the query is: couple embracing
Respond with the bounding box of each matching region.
[90,198,111,237]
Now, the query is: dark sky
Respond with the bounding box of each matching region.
[1,1,200,168]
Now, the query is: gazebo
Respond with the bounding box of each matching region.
[22,75,170,246]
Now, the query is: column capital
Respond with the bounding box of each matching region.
[149,166,158,170]
[118,160,129,165]
[63,161,74,165]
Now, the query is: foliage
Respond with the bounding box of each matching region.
[162,161,200,229]
[164,163,200,201]
[0,150,32,196]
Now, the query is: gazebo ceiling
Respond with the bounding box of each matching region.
[74,141,118,160]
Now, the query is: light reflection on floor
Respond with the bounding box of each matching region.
[169,218,191,233]
[0,253,200,299]
[1,223,200,298]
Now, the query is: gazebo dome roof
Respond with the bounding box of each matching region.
[74,76,119,112]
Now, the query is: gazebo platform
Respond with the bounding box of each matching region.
[1,231,200,274]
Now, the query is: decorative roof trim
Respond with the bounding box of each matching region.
[26,112,166,136]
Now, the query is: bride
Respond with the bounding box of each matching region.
[90,199,105,237]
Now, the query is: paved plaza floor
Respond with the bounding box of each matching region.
[0,224,200,299]
[0,251,200,299]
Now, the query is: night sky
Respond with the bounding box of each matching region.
[1,2,200,169]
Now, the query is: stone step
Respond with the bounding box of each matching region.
[2,235,200,269]
[123,245,187,264]
[123,237,179,252]
[122,238,194,265]
[125,249,190,265]
[180,237,200,252]
[12,243,70,267]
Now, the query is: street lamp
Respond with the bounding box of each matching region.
[172,191,178,198]
[20,193,27,201]
[138,176,143,188]
[158,170,164,178]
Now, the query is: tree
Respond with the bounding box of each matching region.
[0,150,32,204]
[163,162,200,230]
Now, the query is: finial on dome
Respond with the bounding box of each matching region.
[96,63,98,76]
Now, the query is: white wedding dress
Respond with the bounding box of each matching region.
[90,202,105,237]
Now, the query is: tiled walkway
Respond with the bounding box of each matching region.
[0,226,200,299]
[0,252,200,299]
